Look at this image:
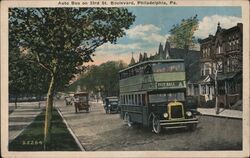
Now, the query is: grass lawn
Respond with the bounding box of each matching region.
[9,108,81,151]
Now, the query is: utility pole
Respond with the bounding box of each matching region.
[215,69,219,114]
[215,62,222,114]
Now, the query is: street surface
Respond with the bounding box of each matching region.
[56,100,242,151]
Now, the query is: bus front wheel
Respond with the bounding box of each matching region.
[152,116,161,134]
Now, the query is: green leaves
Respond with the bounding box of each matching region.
[169,15,198,49]
[9,8,135,94]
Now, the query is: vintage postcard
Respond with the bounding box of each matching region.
[1,0,249,157]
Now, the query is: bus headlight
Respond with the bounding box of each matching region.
[163,113,168,118]
[186,111,192,117]
[108,104,111,107]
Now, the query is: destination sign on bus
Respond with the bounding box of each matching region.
[157,81,185,89]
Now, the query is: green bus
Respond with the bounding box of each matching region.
[119,59,198,133]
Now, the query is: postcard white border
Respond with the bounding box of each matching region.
[1,0,249,157]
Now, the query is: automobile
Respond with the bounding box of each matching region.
[103,97,119,114]
[73,92,90,113]
[185,96,200,115]
[65,96,73,106]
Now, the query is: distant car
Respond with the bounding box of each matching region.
[74,92,90,113]
[103,97,119,114]
[65,96,73,106]
[185,96,200,115]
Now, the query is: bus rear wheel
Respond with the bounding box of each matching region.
[125,113,132,127]
[152,116,161,134]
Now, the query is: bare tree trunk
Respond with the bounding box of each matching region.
[43,75,56,150]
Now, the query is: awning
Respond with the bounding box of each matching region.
[217,72,241,81]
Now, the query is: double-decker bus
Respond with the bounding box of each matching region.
[119,59,198,133]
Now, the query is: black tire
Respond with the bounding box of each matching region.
[86,108,89,113]
[125,113,133,127]
[152,115,161,134]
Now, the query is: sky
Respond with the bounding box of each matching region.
[90,6,242,65]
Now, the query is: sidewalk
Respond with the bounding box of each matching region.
[197,108,242,119]
[8,101,45,143]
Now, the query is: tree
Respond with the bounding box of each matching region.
[168,15,199,82]
[9,8,135,149]
[98,61,127,97]
[9,26,49,108]
[169,15,199,49]
[67,60,127,98]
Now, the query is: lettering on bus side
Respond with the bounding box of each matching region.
[157,81,184,89]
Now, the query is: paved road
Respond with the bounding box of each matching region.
[56,100,242,151]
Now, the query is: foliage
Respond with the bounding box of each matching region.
[67,61,127,97]
[9,7,135,148]
[9,8,135,90]
[9,25,49,104]
[168,15,199,49]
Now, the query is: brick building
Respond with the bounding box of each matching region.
[199,22,243,108]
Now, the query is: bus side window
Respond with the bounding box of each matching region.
[128,95,131,105]
[125,95,127,104]
[142,94,146,106]
[136,94,138,105]
[139,94,142,106]
[120,95,122,104]
[132,95,134,105]
[144,65,152,74]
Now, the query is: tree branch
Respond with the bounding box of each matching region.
[26,58,53,74]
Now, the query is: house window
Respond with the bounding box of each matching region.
[227,58,230,72]
[201,63,204,76]
[229,81,236,94]
[202,48,206,58]
[213,63,216,74]
[204,63,211,75]
[194,85,199,96]
[218,45,221,54]
[217,61,223,72]
[202,85,206,95]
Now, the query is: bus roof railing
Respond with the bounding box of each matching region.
[119,59,184,73]
[74,92,88,96]
[105,96,119,99]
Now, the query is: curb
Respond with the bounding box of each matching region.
[56,108,86,151]
[199,113,242,120]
